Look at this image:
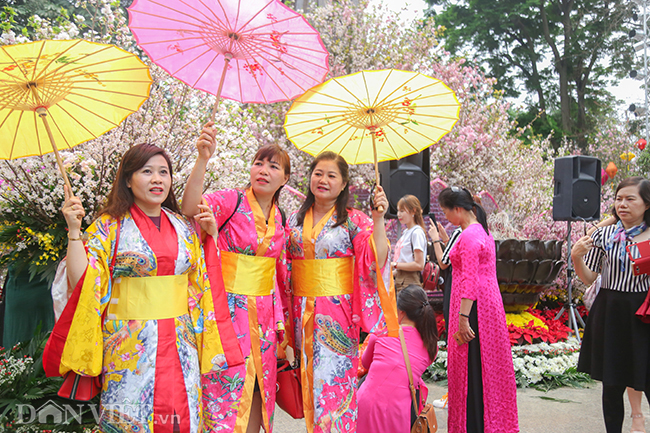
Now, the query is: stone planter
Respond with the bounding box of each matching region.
[495,239,565,312]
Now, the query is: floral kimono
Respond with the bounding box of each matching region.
[44,205,229,433]
[287,207,399,433]
[201,188,288,433]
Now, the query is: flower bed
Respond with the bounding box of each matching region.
[424,337,593,391]
[436,306,587,346]
[506,307,577,345]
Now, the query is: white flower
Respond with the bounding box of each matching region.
[0,31,16,45]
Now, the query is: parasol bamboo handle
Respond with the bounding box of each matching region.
[210,53,233,122]
[371,133,384,213]
[36,108,73,194]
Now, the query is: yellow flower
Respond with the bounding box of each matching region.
[505,312,548,329]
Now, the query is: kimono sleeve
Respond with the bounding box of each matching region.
[349,210,399,337]
[187,229,243,373]
[51,258,70,321]
[455,233,482,300]
[43,217,115,377]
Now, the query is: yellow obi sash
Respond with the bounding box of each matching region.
[221,250,275,296]
[292,257,354,297]
[107,274,188,321]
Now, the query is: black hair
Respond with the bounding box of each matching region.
[613,176,650,226]
[296,151,350,228]
[438,186,489,234]
[397,284,438,361]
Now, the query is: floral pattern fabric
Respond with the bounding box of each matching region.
[447,223,519,433]
[287,208,396,433]
[201,189,288,433]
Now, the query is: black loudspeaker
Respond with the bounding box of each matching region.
[379,148,430,218]
[553,156,601,221]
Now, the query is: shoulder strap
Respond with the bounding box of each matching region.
[399,326,419,415]
[218,190,243,233]
[278,205,287,228]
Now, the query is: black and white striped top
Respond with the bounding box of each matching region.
[584,225,650,293]
[441,227,463,266]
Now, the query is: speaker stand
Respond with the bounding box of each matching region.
[554,222,585,342]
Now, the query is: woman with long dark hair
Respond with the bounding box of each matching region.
[182,123,291,433]
[435,186,518,433]
[572,176,650,433]
[45,143,231,432]
[287,151,399,433]
[392,195,427,293]
[357,284,437,432]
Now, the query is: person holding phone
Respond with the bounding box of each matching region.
[392,195,427,293]
[572,177,650,433]
[434,186,518,433]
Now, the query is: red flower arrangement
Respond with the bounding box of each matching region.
[507,307,584,346]
[433,307,587,346]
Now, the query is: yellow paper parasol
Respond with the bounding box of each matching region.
[0,39,152,191]
[284,69,460,204]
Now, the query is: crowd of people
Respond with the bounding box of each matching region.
[41,123,650,433]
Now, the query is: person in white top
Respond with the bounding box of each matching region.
[392,195,428,293]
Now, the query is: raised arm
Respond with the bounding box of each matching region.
[571,235,598,286]
[62,185,88,290]
[370,186,389,267]
[181,122,217,218]
[429,223,449,270]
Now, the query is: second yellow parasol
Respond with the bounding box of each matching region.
[284,69,460,196]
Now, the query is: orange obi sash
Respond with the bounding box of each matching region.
[291,257,354,297]
[220,250,275,296]
[106,274,188,321]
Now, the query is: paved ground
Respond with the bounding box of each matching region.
[273,381,650,432]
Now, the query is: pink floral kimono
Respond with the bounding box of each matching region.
[287,207,398,433]
[201,188,288,433]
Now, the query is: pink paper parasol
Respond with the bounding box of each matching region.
[128,0,329,120]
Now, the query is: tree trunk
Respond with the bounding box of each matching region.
[540,0,574,136]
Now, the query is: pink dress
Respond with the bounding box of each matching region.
[447,223,519,433]
[357,326,432,433]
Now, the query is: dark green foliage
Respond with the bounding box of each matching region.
[425,0,635,149]
[0,329,101,431]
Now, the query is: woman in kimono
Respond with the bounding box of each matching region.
[287,151,399,433]
[181,122,291,433]
[44,143,231,433]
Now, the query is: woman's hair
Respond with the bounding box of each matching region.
[613,176,650,226]
[101,143,180,219]
[397,285,438,361]
[251,143,291,204]
[397,194,425,230]
[438,186,489,234]
[296,151,350,228]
